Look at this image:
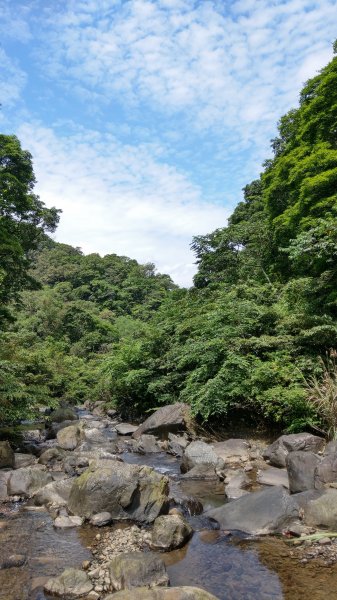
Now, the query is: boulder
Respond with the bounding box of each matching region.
[135,435,161,454]
[299,488,337,529]
[57,424,84,450]
[0,471,10,500]
[263,433,324,468]
[207,486,299,534]
[257,466,289,489]
[68,461,169,523]
[115,423,139,436]
[46,420,78,440]
[181,464,219,480]
[44,568,93,597]
[286,451,320,493]
[315,454,337,488]
[212,439,251,464]
[150,514,193,551]
[34,478,73,508]
[90,511,112,526]
[167,433,189,457]
[109,552,169,591]
[54,515,83,528]
[181,441,223,474]
[14,453,36,469]
[49,407,78,423]
[8,466,53,498]
[323,440,337,455]
[38,447,66,467]
[132,403,193,439]
[105,587,220,600]
[0,441,14,468]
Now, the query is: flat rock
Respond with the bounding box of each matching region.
[115,423,139,436]
[212,439,251,463]
[109,552,169,591]
[105,587,220,599]
[257,466,289,489]
[133,403,193,439]
[207,486,299,534]
[44,568,93,597]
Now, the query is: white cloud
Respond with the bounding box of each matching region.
[17,123,228,286]
[36,0,336,143]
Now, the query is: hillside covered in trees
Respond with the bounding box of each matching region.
[1,44,337,434]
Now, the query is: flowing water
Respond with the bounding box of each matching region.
[2,426,337,600]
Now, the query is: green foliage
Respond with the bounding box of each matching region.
[0,135,60,319]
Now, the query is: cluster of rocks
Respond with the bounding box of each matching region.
[3,401,337,598]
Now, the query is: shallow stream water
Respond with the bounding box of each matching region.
[2,426,337,599]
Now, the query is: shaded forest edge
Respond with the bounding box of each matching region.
[1,43,337,435]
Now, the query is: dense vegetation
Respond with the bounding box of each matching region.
[1,45,337,433]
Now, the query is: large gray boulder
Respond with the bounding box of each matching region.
[0,471,10,500]
[315,454,337,489]
[34,478,73,508]
[298,488,337,529]
[207,486,299,534]
[181,441,223,474]
[38,447,66,467]
[0,441,14,468]
[286,451,320,493]
[263,433,324,468]
[44,568,93,597]
[105,587,220,600]
[133,403,193,439]
[8,466,53,498]
[109,552,169,591]
[68,461,169,523]
[14,453,36,469]
[150,514,193,551]
[57,424,84,450]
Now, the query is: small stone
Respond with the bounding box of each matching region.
[82,560,91,570]
[95,533,101,540]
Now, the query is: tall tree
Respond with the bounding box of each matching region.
[0,135,60,321]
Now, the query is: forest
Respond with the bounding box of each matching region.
[1,44,337,436]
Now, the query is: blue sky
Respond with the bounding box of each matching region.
[1,0,336,285]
